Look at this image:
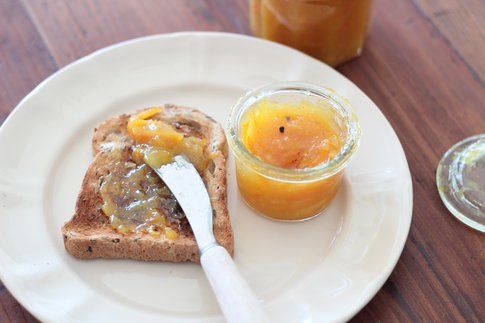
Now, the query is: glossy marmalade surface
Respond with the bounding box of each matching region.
[100,159,180,240]
[100,108,209,238]
[237,98,347,221]
[250,0,373,66]
[127,108,208,172]
[241,99,343,168]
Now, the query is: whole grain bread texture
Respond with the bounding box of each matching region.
[62,104,232,263]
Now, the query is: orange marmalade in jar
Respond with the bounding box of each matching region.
[227,82,360,221]
[250,0,373,66]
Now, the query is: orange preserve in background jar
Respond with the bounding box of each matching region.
[227,82,360,221]
[250,0,373,66]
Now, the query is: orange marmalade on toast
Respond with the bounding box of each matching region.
[100,107,209,239]
[227,83,360,221]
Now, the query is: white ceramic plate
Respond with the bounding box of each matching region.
[0,32,412,322]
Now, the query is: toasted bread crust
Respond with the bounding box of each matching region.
[62,104,232,262]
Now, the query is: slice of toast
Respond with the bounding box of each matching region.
[62,104,233,262]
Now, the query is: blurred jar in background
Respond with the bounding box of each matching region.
[250,0,373,67]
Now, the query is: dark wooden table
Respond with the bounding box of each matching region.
[1,0,483,321]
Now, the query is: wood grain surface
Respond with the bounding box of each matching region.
[0,0,484,321]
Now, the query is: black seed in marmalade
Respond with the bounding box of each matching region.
[279,126,285,133]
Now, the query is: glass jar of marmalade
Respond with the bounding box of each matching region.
[226,82,361,221]
[250,0,373,66]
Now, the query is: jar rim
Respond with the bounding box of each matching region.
[226,82,361,182]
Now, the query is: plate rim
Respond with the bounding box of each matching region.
[0,31,413,322]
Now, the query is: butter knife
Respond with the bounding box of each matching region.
[146,155,267,323]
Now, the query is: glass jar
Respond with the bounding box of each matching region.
[227,82,360,221]
[250,0,373,66]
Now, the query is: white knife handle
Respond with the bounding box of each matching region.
[200,245,268,323]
